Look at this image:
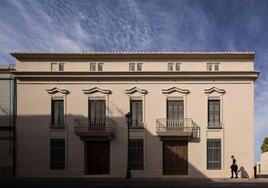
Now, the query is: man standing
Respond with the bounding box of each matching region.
[231,155,238,178]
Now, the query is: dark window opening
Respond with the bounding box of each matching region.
[129,139,144,170]
[50,139,65,170]
[207,139,221,170]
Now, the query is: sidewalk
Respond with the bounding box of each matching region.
[1,177,268,188]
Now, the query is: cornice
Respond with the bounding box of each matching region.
[125,87,148,94]
[162,87,190,94]
[204,87,226,94]
[83,87,111,94]
[46,87,70,95]
[12,71,260,81]
[10,51,255,61]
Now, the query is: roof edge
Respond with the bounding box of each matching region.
[10,51,255,61]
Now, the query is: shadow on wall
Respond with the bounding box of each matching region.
[238,166,249,178]
[12,113,251,179]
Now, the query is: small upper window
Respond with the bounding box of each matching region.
[98,63,103,71]
[207,63,213,71]
[129,63,135,71]
[175,63,181,71]
[168,63,173,71]
[137,63,143,71]
[59,63,64,71]
[90,63,96,72]
[207,63,220,71]
[51,63,58,71]
[214,64,219,71]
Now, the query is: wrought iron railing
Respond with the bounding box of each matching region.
[130,120,145,129]
[74,118,115,132]
[208,122,222,129]
[156,118,200,138]
[50,121,65,128]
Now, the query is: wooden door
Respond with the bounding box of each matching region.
[86,141,110,175]
[163,140,188,175]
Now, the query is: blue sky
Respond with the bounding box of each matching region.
[0,0,267,162]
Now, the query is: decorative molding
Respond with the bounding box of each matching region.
[46,87,70,95]
[125,87,148,95]
[83,87,111,95]
[162,87,190,94]
[204,87,225,94]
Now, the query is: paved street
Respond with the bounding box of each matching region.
[1,178,268,188]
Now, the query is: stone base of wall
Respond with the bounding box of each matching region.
[0,166,13,177]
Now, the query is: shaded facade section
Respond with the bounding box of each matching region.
[0,65,15,177]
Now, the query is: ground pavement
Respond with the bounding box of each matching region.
[1,177,268,188]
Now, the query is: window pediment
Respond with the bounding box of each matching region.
[46,87,70,95]
[125,87,148,95]
[204,87,225,94]
[83,87,111,95]
[162,87,190,94]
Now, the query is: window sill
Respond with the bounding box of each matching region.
[207,126,222,129]
[49,124,65,129]
[50,122,65,129]
[130,126,144,130]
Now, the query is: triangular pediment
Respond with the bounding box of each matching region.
[83,87,112,94]
[46,87,70,94]
[204,87,225,94]
[125,87,148,95]
[162,87,190,94]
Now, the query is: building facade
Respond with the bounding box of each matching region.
[257,151,268,176]
[0,65,15,177]
[11,52,259,178]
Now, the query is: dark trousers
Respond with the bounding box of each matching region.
[231,169,238,178]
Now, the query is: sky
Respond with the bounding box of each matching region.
[0,0,268,162]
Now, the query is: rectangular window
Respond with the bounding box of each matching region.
[129,63,135,71]
[51,99,64,127]
[175,63,181,71]
[98,63,103,71]
[207,63,213,71]
[137,63,143,71]
[208,100,220,128]
[214,64,219,71]
[129,139,144,170]
[207,139,221,170]
[89,100,106,127]
[50,139,65,170]
[130,100,143,128]
[90,63,96,72]
[51,63,58,71]
[59,63,64,71]
[167,100,184,120]
[168,63,173,71]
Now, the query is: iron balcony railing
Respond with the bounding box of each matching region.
[156,118,200,138]
[50,120,65,128]
[74,118,115,138]
[130,120,145,129]
[208,122,222,129]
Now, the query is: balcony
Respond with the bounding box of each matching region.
[130,120,145,129]
[74,118,115,141]
[207,122,222,129]
[50,121,65,129]
[156,118,200,139]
